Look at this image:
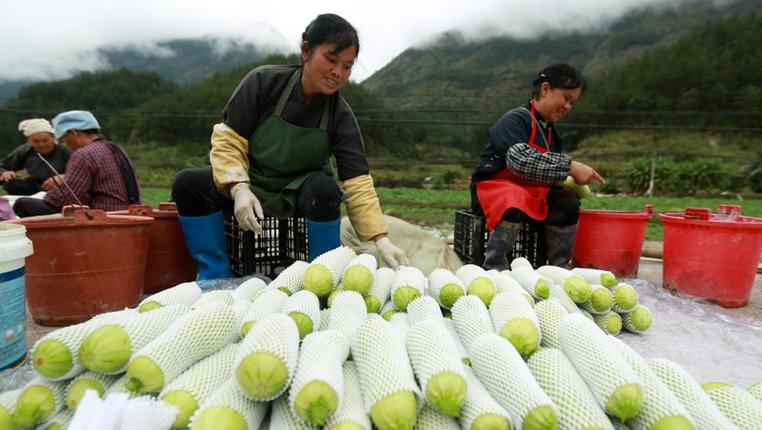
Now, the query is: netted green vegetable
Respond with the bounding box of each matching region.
[64,371,120,410]
[230,277,266,301]
[534,299,569,349]
[406,319,467,416]
[268,260,310,296]
[558,313,643,422]
[609,336,696,430]
[571,268,618,288]
[611,283,639,313]
[621,305,652,334]
[428,268,466,310]
[406,296,444,326]
[488,291,542,357]
[470,334,558,430]
[460,367,511,430]
[327,291,369,346]
[703,382,762,430]
[508,266,551,301]
[343,254,378,295]
[414,404,460,429]
[189,378,268,430]
[592,311,623,336]
[79,304,190,374]
[366,267,395,314]
[456,264,497,306]
[303,246,357,297]
[283,290,321,340]
[581,285,614,315]
[32,309,137,380]
[351,315,420,430]
[649,358,737,430]
[235,313,300,401]
[487,270,534,305]
[239,289,289,337]
[289,329,350,425]
[126,301,238,394]
[160,343,238,429]
[451,295,494,354]
[323,361,373,430]
[12,377,67,428]
[527,348,614,430]
[391,266,427,311]
[138,281,202,313]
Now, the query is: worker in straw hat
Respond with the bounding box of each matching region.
[0,118,70,195]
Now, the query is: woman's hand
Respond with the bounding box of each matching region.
[41,175,64,191]
[570,160,605,185]
[375,236,409,270]
[0,171,17,182]
[230,182,264,234]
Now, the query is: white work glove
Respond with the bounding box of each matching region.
[375,236,409,270]
[230,182,264,235]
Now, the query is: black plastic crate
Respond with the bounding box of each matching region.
[453,210,547,268]
[225,215,308,279]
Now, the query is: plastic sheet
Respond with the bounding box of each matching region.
[619,279,762,387]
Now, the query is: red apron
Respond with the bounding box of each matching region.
[476,101,553,231]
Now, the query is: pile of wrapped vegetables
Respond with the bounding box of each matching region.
[2,246,761,430]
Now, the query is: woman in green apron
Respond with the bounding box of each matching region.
[173,13,408,281]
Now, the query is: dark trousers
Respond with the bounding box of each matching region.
[13,198,59,218]
[172,167,342,222]
[2,178,42,196]
[471,184,580,227]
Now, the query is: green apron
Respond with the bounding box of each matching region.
[247,69,333,218]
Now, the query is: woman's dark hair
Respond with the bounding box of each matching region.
[531,63,586,98]
[302,13,360,57]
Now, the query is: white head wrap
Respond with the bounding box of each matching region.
[18,118,55,137]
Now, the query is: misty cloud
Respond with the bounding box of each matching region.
[0,0,728,83]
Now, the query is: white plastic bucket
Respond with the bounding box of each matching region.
[0,223,34,369]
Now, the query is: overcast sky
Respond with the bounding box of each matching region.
[1,0,693,83]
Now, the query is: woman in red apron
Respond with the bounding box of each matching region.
[471,63,604,270]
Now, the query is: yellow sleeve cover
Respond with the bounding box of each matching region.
[210,122,250,196]
[341,174,389,242]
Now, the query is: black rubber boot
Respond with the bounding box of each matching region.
[483,221,521,271]
[545,224,578,269]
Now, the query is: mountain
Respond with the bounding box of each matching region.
[0,36,268,105]
[361,0,762,111]
[96,37,267,85]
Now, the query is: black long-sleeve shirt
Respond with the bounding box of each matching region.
[223,64,368,182]
[0,143,70,183]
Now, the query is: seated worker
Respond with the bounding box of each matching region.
[471,63,604,270]
[13,110,140,217]
[0,118,70,195]
[172,13,408,280]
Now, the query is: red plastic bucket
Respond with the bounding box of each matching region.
[573,204,653,278]
[9,208,152,326]
[111,202,196,293]
[660,205,762,308]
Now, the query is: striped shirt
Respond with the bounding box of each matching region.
[44,139,140,211]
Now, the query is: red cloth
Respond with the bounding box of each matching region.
[44,140,139,211]
[476,169,550,231]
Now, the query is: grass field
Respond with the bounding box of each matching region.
[139,185,760,241]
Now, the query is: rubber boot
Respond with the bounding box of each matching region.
[178,211,232,280]
[483,221,522,271]
[545,224,578,269]
[307,218,341,262]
